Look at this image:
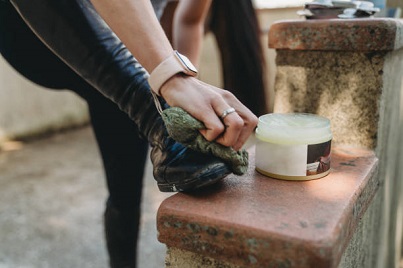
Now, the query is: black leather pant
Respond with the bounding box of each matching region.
[1,1,147,267]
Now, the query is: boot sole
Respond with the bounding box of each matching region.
[157,173,227,192]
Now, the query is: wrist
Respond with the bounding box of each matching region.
[159,73,193,98]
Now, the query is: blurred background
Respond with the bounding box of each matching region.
[0,0,402,267]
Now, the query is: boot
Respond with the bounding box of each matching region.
[10,0,231,192]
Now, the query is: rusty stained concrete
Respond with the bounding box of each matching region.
[157,147,378,268]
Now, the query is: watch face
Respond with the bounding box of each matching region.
[175,51,198,74]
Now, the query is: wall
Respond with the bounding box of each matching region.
[0,56,89,143]
[388,0,403,12]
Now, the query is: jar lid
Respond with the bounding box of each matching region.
[255,113,332,145]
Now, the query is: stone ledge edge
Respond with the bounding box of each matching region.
[268,18,403,51]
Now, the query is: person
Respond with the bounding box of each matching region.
[171,0,212,68]
[165,0,268,116]
[0,0,257,267]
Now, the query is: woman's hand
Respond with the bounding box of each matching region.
[89,0,258,151]
[160,74,258,151]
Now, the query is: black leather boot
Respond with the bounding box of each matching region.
[10,0,231,192]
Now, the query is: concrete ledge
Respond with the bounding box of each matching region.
[157,146,378,268]
[268,18,403,51]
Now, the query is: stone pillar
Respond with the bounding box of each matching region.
[269,18,403,268]
[157,18,403,268]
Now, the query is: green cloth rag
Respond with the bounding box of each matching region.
[161,107,248,175]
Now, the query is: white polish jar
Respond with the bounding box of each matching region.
[255,113,332,181]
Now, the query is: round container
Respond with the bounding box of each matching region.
[255,113,332,181]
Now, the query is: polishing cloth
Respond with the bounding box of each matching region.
[161,107,248,175]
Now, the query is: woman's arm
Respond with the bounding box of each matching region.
[89,0,171,72]
[172,0,212,67]
[89,0,257,151]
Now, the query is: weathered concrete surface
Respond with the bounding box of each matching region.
[273,50,384,148]
[165,248,242,268]
[269,19,403,51]
[0,126,171,268]
[270,19,403,268]
[339,190,382,268]
[158,147,378,268]
[374,48,403,268]
[272,48,403,268]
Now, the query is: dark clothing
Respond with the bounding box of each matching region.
[0,1,148,266]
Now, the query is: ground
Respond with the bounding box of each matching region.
[0,126,171,268]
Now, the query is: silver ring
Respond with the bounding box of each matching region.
[220,107,236,119]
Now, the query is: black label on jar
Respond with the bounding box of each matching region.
[306,140,331,176]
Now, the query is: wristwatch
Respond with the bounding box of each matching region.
[148,50,198,96]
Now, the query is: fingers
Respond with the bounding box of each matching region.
[220,97,258,150]
[160,76,258,150]
[214,111,243,149]
[200,89,258,151]
[232,114,258,150]
[200,105,243,147]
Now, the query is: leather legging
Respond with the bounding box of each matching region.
[0,1,147,267]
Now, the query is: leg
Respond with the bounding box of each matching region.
[87,93,148,268]
[1,2,147,266]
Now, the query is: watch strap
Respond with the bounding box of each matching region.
[148,50,197,96]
